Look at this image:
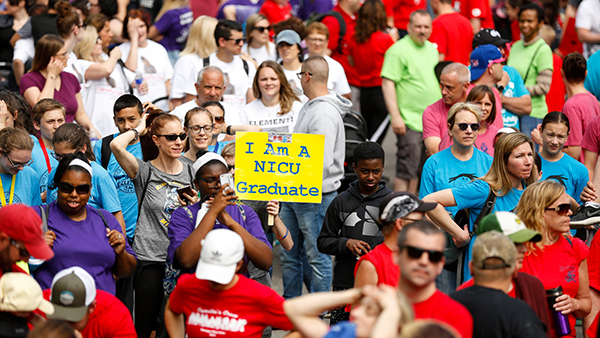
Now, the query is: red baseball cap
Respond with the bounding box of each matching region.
[0,205,54,261]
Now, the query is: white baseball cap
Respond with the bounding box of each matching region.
[195,229,245,285]
[0,273,54,315]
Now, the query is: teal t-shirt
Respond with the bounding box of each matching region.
[380,36,441,132]
[501,65,530,129]
[0,167,42,208]
[506,38,553,119]
[540,154,588,205]
[29,136,59,195]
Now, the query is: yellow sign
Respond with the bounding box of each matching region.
[235,132,325,203]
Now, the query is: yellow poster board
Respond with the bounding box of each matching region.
[234,132,325,203]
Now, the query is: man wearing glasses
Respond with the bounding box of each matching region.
[395,220,474,338]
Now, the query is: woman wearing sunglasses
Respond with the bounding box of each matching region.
[33,152,136,295]
[111,111,197,338]
[243,14,276,65]
[181,107,214,164]
[46,123,125,232]
[0,127,41,207]
[516,180,591,338]
[422,132,536,284]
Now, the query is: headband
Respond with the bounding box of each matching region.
[68,158,93,176]
[192,152,228,177]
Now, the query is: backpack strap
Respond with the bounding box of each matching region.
[326,10,346,54]
[469,185,497,237]
[203,57,209,67]
[39,204,49,233]
[94,208,110,230]
[100,134,115,170]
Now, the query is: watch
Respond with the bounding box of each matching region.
[226,125,233,135]
[130,128,139,141]
[495,84,505,93]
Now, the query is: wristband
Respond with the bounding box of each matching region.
[130,128,139,141]
[277,228,289,241]
[226,125,233,135]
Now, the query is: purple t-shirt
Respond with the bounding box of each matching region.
[217,0,263,22]
[20,71,80,123]
[167,202,271,273]
[33,202,135,295]
[153,7,193,51]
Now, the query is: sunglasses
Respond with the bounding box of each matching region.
[213,116,224,123]
[58,182,91,195]
[226,37,245,45]
[3,153,33,168]
[455,123,480,131]
[228,164,235,171]
[252,26,271,33]
[402,245,444,263]
[156,133,188,141]
[189,124,213,134]
[545,203,571,215]
[10,239,29,258]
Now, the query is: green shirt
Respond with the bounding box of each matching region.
[506,38,553,119]
[380,36,441,132]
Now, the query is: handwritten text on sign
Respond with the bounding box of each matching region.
[235,132,325,203]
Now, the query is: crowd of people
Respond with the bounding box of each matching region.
[0,0,600,337]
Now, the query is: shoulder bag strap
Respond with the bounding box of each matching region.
[100,134,115,170]
[523,42,544,84]
[469,185,497,237]
[117,60,133,95]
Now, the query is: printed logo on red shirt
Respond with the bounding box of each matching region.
[188,307,248,336]
[561,265,578,283]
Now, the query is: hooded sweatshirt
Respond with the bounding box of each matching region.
[317,180,392,289]
[293,91,351,193]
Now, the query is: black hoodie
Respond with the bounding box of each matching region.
[317,180,392,289]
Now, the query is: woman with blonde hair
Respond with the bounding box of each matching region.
[148,0,193,66]
[73,26,131,136]
[516,180,591,337]
[169,15,218,107]
[422,132,536,283]
[181,107,214,164]
[242,14,276,65]
[238,60,302,133]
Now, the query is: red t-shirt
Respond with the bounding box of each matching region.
[587,231,600,291]
[511,20,521,42]
[457,278,518,297]
[430,12,473,65]
[258,0,291,25]
[413,290,474,338]
[322,5,358,86]
[381,0,399,20]
[41,289,136,338]
[169,274,293,338]
[546,53,566,114]
[521,236,589,338]
[582,115,600,155]
[354,243,399,287]
[349,31,394,87]
[422,99,452,142]
[563,92,600,161]
[451,0,494,29]
[392,0,427,31]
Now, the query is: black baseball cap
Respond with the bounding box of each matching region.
[472,29,510,49]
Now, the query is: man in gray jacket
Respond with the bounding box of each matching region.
[279,55,352,298]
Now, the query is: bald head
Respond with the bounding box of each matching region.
[302,55,329,84]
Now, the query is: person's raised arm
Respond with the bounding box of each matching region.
[267,200,293,250]
[23,57,65,105]
[422,189,470,247]
[124,18,140,72]
[110,113,147,179]
[84,47,122,80]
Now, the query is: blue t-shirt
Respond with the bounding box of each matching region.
[324,321,357,338]
[585,51,600,101]
[93,134,143,240]
[0,167,42,208]
[420,148,492,217]
[540,154,588,205]
[47,161,122,213]
[207,140,233,155]
[452,179,524,280]
[501,65,529,129]
[29,136,59,195]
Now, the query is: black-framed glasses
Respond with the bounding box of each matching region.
[226,37,245,45]
[156,133,188,141]
[3,153,33,168]
[545,203,571,215]
[296,71,313,80]
[213,116,224,123]
[197,176,220,187]
[10,239,29,258]
[455,123,480,131]
[401,245,444,263]
[307,37,326,43]
[189,124,214,134]
[58,182,91,195]
[51,150,70,162]
[252,26,271,33]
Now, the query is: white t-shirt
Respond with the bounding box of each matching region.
[63,52,83,83]
[170,53,203,100]
[324,55,351,96]
[576,0,600,59]
[238,99,303,133]
[206,52,256,113]
[242,41,276,66]
[75,58,134,136]
[119,40,174,111]
[282,65,305,99]
[170,99,240,126]
[12,37,34,63]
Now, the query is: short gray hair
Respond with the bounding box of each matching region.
[441,62,470,84]
[196,66,224,85]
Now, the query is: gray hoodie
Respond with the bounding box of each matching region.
[294,91,352,193]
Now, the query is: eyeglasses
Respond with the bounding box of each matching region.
[545,203,571,215]
[401,245,444,263]
[156,133,188,141]
[226,38,245,45]
[307,37,326,43]
[189,124,214,134]
[252,26,271,33]
[55,51,69,58]
[10,239,29,258]
[197,176,220,187]
[213,116,224,123]
[228,164,235,171]
[455,123,480,131]
[51,150,71,161]
[296,71,313,80]
[3,153,33,168]
[58,182,91,195]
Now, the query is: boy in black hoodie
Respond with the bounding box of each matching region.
[317,141,392,324]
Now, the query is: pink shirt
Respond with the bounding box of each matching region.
[563,92,600,162]
[422,98,452,140]
[582,114,600,155]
